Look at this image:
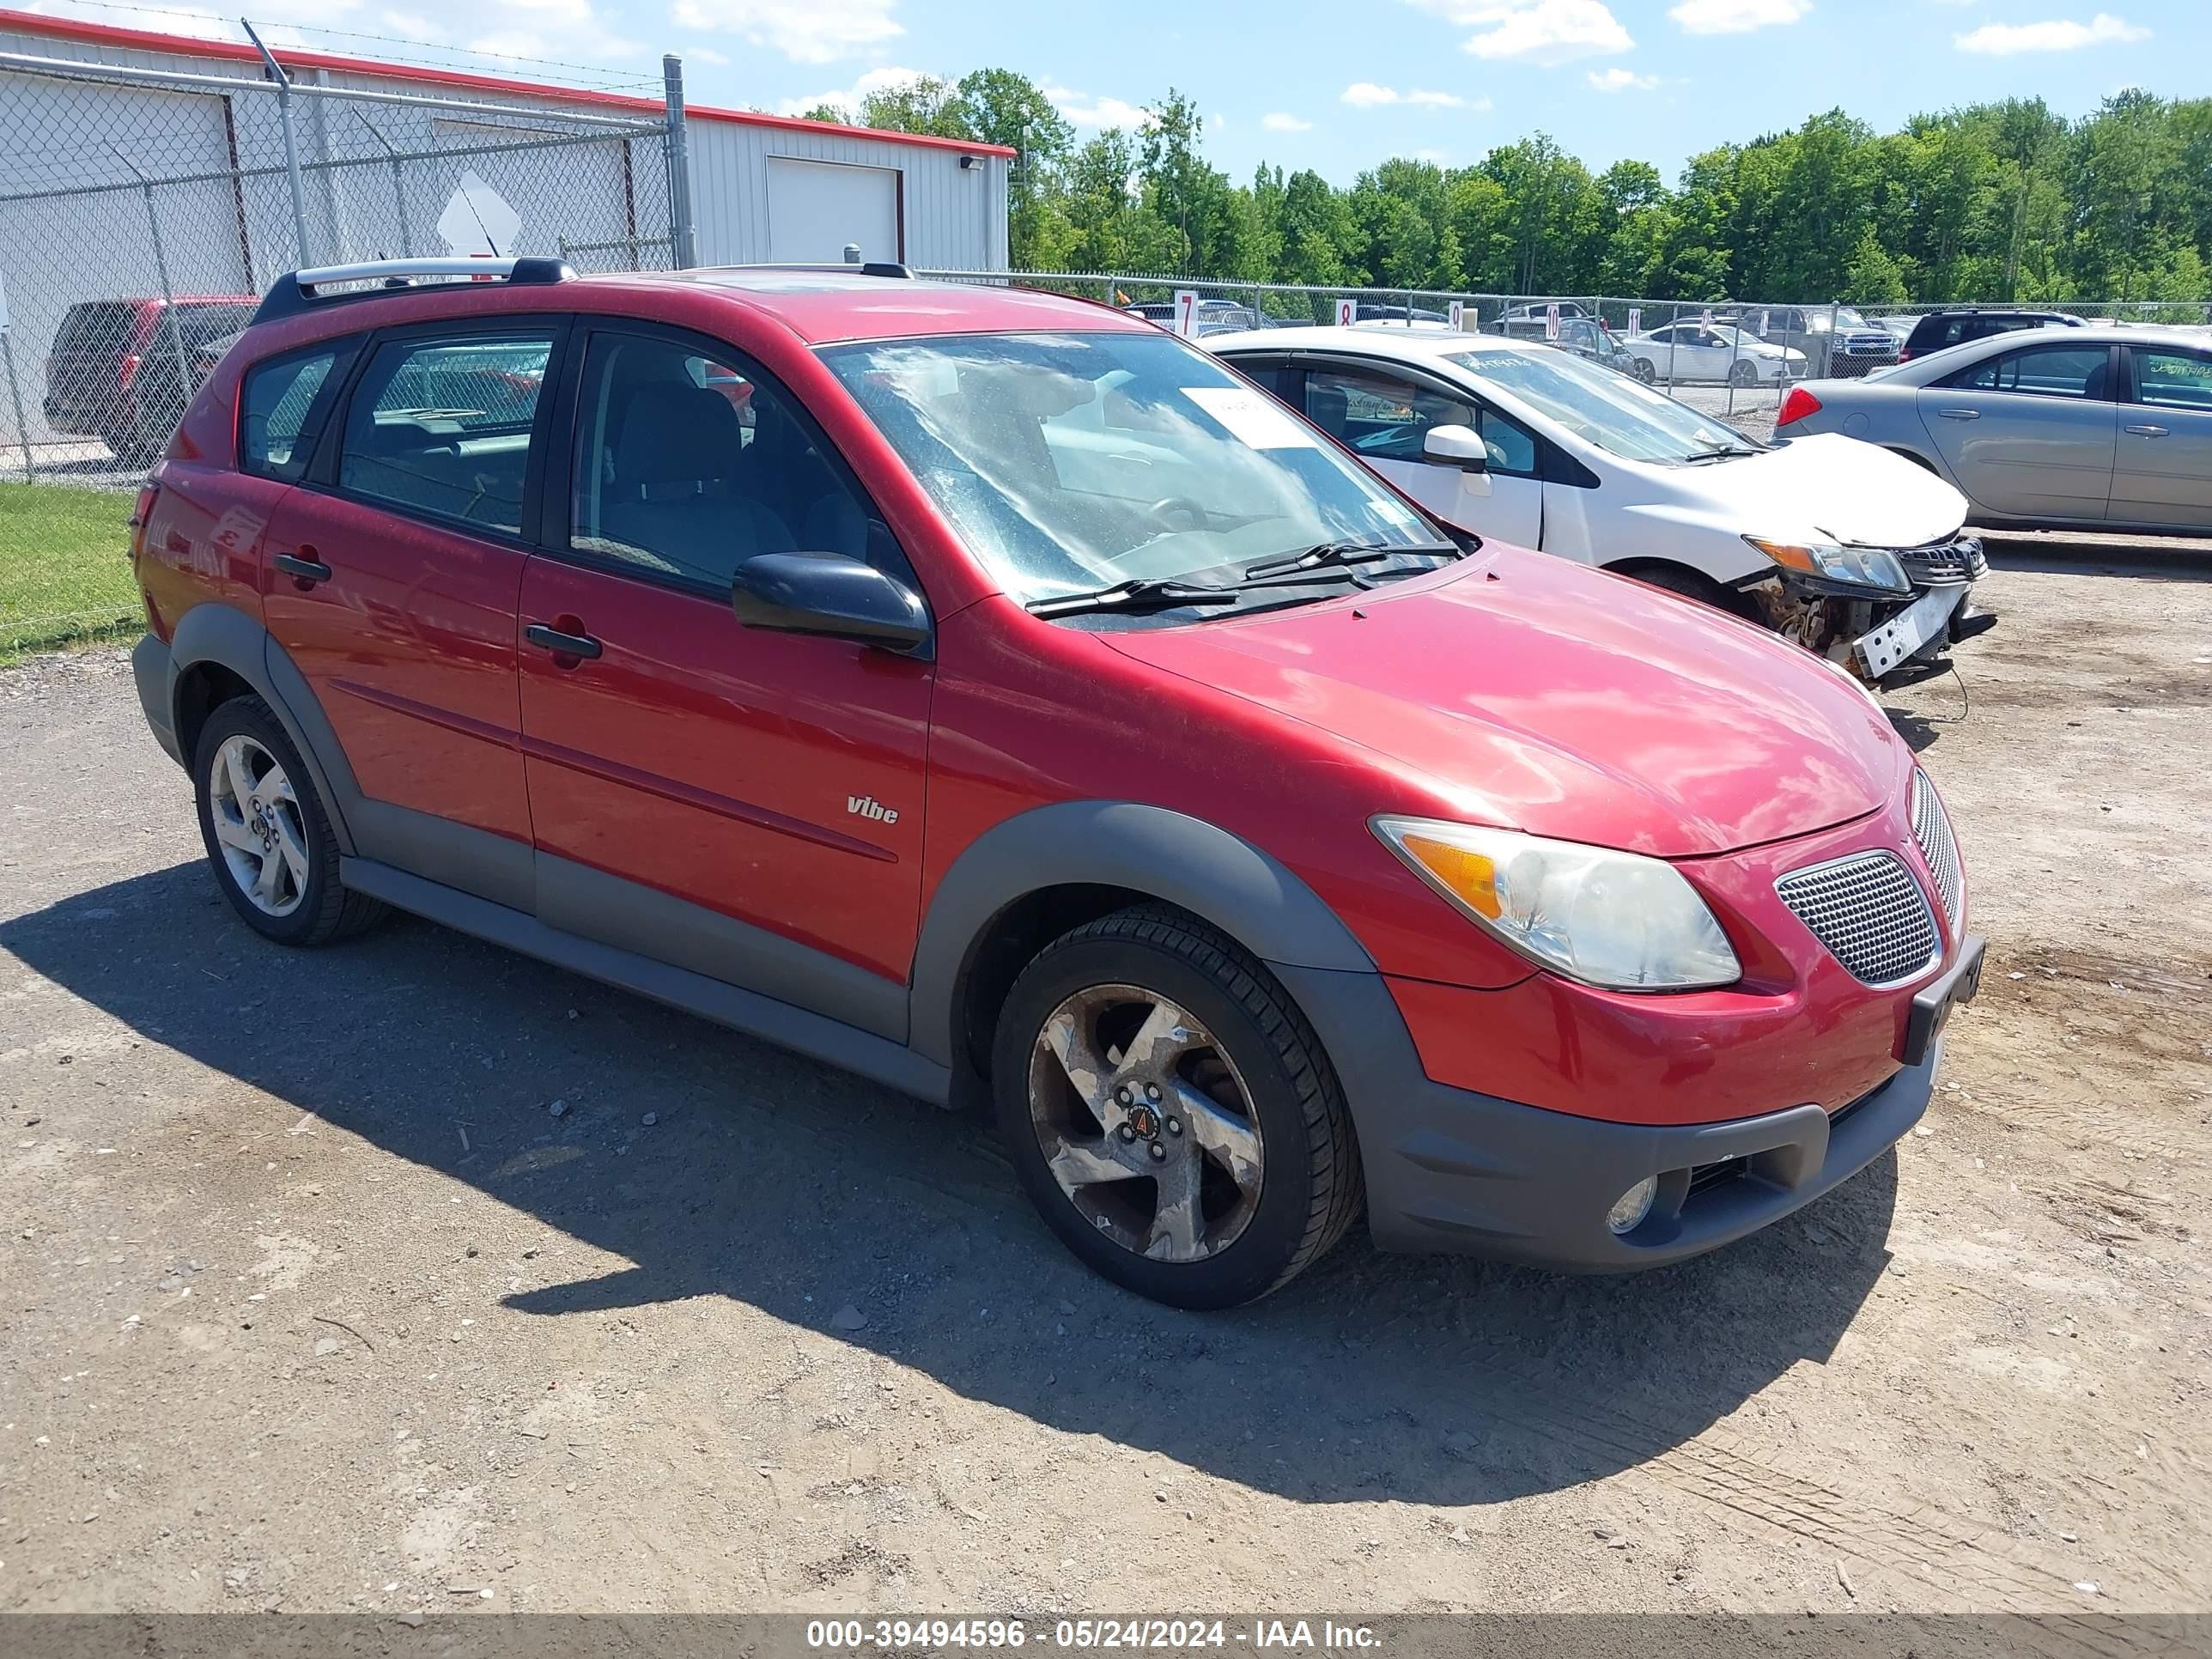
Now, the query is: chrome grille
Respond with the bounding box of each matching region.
[1776,852,1939,986]
[1911,769,1963,926]
[1897,535,1985,587]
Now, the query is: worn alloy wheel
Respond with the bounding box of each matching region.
[1027,982,1265,1263]
[1729,359,1759,388]
[191,694,386,947]
[994,905,1362,1308]
[207,734,309,918]
[1631,356,1656,384]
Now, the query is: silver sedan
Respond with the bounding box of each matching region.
[1775,325,2212,533]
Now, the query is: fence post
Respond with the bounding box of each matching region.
[112,148,196,434]
[358,116,412,258]
[1103,273,1117,304]
[2,327,33,482]
[243,18,313,270]
[661,55,697,270]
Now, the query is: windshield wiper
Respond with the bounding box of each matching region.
[1025,577,1240,620]
[1683,444,1763,464]
[1241,538,1463,581]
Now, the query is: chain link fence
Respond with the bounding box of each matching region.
[0,46,678,655]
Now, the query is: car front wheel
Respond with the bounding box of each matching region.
[1631,357,1656,383]
[993,905,1362,1309]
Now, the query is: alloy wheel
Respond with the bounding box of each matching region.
[207,734,308,917]
[1026,983,1265,1263]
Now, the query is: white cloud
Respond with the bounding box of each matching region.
[1340,82,1473,107]
[684,43,730,64]
[776,64,932,118]
[1261,111,1314,131]
[1408,0,1632,63]
[671,0,902,65]
[1668,0,1810,33]
[1413,148,1448,162]
[1954,11,2148,52]
[1043,83,1155,130]
[1585,65,1657,88]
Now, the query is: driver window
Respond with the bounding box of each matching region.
[569,332,908,592]
[1474,405,1540,477]
[1304,367,1474,465]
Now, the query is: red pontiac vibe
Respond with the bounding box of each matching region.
[126,258,1984,1308]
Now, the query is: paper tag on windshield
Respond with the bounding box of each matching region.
[1182,386,1321,450]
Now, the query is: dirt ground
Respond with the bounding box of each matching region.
[1,542,2208,1621]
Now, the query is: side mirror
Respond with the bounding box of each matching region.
[731,550,931,654]
[1422,423,1489,471]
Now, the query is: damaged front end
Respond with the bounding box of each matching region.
[1741,535,1995,684]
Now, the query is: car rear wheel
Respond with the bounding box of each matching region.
[992,905,1361,1308]
[192,696,385,947]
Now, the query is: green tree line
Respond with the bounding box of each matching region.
[802,72,2212,304]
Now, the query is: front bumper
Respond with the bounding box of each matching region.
[1273,959,1947,1272]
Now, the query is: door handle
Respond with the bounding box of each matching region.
[1936,409,1980,421]
[525,623,604,661]
[2124,423,2169,437]
[272,550,331,586]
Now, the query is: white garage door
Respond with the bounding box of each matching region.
[764,158,900,265]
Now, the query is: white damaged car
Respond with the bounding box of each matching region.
[1209,325,1995,681]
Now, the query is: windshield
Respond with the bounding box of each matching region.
[1443,346,1763,465]
[820,331,1448,610]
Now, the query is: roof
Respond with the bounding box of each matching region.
[0,8,1018,159]
[1206,324,1501,356]
[622,269,1149,344]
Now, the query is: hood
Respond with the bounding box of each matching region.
[1691,432,1966,549]
[1106,547,1903,859]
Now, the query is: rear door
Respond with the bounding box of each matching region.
[1299,361,1546,547]
[261,319,563,905]
[1917,340,2118,521]
[2110,343,2212,529]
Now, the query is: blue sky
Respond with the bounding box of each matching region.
[34,0,2211,185]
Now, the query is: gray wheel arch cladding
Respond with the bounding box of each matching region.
[163,604,362,859]
[908,800,1376,1071]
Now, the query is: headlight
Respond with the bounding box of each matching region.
[1371,817,1741,991]
[1744,536,1910,595]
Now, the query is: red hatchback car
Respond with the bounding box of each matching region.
[128,257,1984,1308]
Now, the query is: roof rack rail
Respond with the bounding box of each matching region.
[252,256,574,325]
[726,261,915,279]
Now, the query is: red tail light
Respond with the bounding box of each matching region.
[117,351,142,392]
[128,483,159,564]
[1777,386,1823,428]
[1896,349,1914,362]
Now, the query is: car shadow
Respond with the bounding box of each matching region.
[2,865,1900,1509]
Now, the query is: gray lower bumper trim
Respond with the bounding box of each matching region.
[131,633,182,768]
[1271,961,1934,1271]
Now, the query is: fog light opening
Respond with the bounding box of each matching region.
[1607,1176,1658,1237]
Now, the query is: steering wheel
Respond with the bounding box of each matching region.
[1147,495,1207,532]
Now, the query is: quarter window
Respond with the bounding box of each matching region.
[568,331,902,593]
[240,344,349,482]
[337,330,554,534]
[1945,343,2111,400]
[2132,349,2212,410]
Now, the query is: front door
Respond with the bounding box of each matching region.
[262,321,560,887]
[516,325,933,1036]
[1300,362,1547,548]
[2111,343,2212,528]
[1917,339,2118,522]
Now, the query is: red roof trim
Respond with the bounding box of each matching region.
[0,8,1018,157]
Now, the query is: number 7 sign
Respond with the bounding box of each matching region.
[1173,289,1200,337]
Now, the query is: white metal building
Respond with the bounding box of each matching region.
[0,6,1012,273]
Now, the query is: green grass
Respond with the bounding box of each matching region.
[0,482,142,661]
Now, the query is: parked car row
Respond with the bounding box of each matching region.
[1208,324,1994,681]
[130,260,1989,1311]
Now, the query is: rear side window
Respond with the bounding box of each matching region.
[240,344,349,482]
[337,330,554,535]
[1944,343,2111,399]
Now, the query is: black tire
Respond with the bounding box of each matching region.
[1729,359,1759,388]
[991,904,1362,1309]
[1631,356,1656,384]
[192,695,385,947]
[102,426,161,468]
